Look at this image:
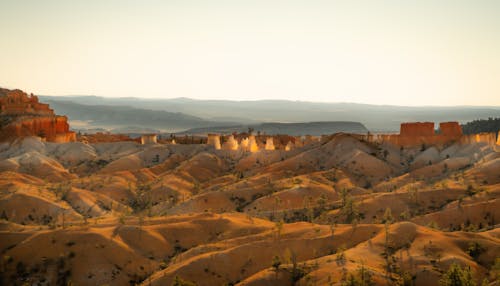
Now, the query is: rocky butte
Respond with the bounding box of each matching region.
[361,121,498,147]
[0,88,76,142]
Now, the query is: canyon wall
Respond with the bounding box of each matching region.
[400,122,435,137]
[0,88,76,142]
[439,122,462,137]
[363,121,498,148]
[460,132,498,145]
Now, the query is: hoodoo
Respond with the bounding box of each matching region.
[265,137,275,150]
[207,133,221,150]
[222,135,239,150]
[0,88,75,142]
[141,134,158,145]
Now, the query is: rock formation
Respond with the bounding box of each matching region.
[294,136,304,147]
[248,135,259,152]
[204,121,497,151]
[461,132,498,145]
[400,122,435,136]
[207,134,221,150]
[222,135,239,150]
[0,88,75,142]
[141,134,158,145]
[240,137,249,151]
[439,122,462,137]
[265,137,275,150]
[362,121,499,148]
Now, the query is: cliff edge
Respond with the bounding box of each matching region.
[0,88,75,142]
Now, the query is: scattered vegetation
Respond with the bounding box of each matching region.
[466,241,485,261]
[171,276,197,286]
[439,263,476,286]
[461,117,500,134]
[341,263,374,286]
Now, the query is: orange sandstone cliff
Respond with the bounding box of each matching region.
[400,122,435,136]
[361,121,498,148]
[0,88,75,142]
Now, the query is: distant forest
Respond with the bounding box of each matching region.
[461,118,500,134]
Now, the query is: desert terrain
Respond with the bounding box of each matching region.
[0,128,499,285]
[2,1,500,284]
[0,87,499,286]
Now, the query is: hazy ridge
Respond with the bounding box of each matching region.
[41,95,500,132]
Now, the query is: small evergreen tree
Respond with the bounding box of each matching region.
[342,263,374,286]
[272,255,281,272]
[439,263,476,286]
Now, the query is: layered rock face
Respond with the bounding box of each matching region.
[362,121,499,148]
[439,122,462,137]
[395,122,463,146]
[400,122,435,136]
[0,88,75,142]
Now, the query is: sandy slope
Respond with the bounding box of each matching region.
[0,136,499,285]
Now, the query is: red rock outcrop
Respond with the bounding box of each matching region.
[362,121,480,147]
[400,122,435,136]
[0,88,75,142]
[439,122,462,137]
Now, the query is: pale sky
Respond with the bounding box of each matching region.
[1,0,499,106]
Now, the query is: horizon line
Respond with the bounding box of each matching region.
[38,93,500,109]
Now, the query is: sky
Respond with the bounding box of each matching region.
[0,0,499,106]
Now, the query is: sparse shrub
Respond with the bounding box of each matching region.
[340,194,359,224]
[466,241,484,261]
[316,194,328,213]
[341,263,374,286]
[421,144,426,151]
[439,263,476,286]
[1,210,9,221]
[272,255,281,272]
[427,221,440,230]
[284,249,305,283]
[466,185,476,196]
[399,211,409,221]
[68,251,75,259]
[489,258,500,282]
[382,208,393,224]
[336,246,346,265]
[171,276,197,286]
[275,220,284,240]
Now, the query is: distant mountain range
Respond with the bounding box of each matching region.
[41,99,237,132]
[40,95,500,133]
